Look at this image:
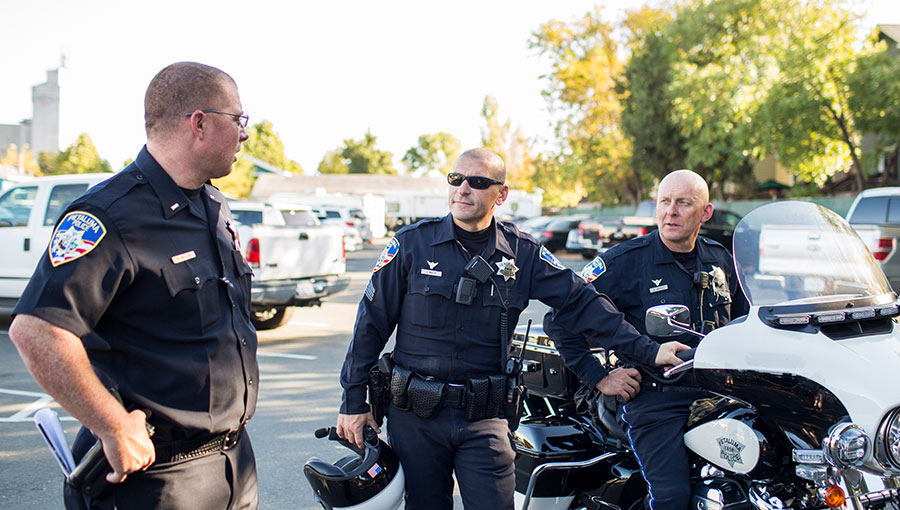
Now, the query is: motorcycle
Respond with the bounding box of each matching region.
[512,201,900,510]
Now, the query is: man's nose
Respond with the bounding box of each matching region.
[239,125,249,142]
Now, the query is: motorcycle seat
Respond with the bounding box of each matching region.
[598,394,629,443]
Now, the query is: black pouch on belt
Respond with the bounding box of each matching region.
[487,374,507,419]
[390,366,413,411]
[465,377,489,421]
[407,377,446,419]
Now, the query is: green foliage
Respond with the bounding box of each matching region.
[479,96,535,191]
[214,120,303,198]
[0,144,41,175]
[530,7,636,206]
[319,131,396,175]
[403,132,462,176]
[40,134,112,175]
[848,38,900,177]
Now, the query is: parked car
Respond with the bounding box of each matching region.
[531,215,591,253]
[846,187,900,290]
[516,215,555,238]
[310,206,365,251]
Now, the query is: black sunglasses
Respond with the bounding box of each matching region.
[447,172,504,190]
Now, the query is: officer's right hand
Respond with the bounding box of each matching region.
[337,412,381,449]
[655,341,691,368]
[595,368,641,402]
[101,409,155,483]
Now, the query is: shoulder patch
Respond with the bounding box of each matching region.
[580,256,607,283]
[48,211,107,266]
[539,245,566,270]
[373,237,400,272]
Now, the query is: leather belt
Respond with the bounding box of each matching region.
[154,423,245,464]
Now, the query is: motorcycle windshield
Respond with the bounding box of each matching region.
[732,201,892,307]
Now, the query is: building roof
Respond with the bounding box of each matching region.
[879,24,900,45]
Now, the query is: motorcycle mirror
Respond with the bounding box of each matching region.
[645,304,697,337]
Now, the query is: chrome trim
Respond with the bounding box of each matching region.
[663,360,693,378]
[521,452,616,510]
[793,449,827,465]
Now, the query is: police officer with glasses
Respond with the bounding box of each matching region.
[337,148,686,510]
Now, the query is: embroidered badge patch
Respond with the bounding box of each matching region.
[580,257,607,282]
[365,279,376,301]
[48,211,106,267]
[539,245,565,270]
[373,237,400,272]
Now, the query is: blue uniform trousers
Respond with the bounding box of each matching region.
[619,389,709,510]
[386,404,515,510]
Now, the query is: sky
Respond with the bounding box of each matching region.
[1,0,899,173]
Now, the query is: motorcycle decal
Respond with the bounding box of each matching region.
[496,257,519,281]
[373,237,400,272]
[716,437,745,468]
[709,266,731,301]
[365,279,375,301]
[48,211,107,267]
[539,246,566,270]
[580,256,606,282]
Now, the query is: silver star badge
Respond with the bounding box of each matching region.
[496,257,519,281]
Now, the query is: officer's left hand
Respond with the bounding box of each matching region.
[336,412,381,449]
[654,341,690,368]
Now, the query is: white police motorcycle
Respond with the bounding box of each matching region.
[512,201,900,510]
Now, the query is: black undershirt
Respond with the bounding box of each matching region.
[670,245,699,275]
[454,221,492,256]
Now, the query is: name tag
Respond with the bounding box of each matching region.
[171,251,197,264]
[649,284,669,293]
[420,269,442,277]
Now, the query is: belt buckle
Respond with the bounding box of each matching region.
[223,425,242,451]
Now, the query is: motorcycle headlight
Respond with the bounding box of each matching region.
[823,423,871,468]
[875,409,900,472]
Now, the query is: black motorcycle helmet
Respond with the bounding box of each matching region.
[303,426,405,510]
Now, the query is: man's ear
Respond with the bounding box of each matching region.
[496,185,509,206]
[186,111,206,140]
[701,203,714,223]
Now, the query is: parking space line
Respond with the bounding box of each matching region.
[286,321,330,328]
[0,388,76,423]
[258,351,317,361]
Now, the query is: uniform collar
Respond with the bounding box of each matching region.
[134,146,215,220]
[431,214,515,259]
[651,229,719,266]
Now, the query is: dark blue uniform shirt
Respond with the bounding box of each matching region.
[545,229,749,383]
[340,214,662,414]
[14,147,258,441]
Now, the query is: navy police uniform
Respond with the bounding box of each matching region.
[546,229,748,510]
[340,214,661,510]
[14,147,259,510]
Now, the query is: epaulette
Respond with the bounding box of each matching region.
[602,235,651,261]
[499,220,538,244]
[700,236,727,250]
[74,171,142,211]
[395,216,442,236]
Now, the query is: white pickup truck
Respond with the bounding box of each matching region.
[0,174,349,330]
[228,201,350,329]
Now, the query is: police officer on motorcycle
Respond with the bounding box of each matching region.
[336,149,686,510]
[546,169,749,510]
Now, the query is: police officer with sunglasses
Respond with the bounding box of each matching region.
[337,148,686,509]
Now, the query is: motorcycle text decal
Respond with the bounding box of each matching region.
[717,436,745,468]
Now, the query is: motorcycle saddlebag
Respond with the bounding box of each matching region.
[512,324,606,400]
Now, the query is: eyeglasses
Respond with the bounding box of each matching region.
[184,109,249,128]
[447,172,504,190]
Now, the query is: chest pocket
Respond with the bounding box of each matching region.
[161,258,220,333]
[406,275,453,328]
[641,287,688,310]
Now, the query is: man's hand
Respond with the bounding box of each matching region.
[655,341,691,368]
[101,409,156,483]
[337,412,380,449]
[595,368,642,402]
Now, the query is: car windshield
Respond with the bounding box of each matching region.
[733,201,892,307]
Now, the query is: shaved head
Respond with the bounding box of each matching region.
[455,148,506,183]
[658,169,709,203]
[656,169,713,252]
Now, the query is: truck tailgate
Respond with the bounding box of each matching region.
[248,224,345,280]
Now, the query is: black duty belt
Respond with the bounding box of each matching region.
[154,423,245,464]
[442,384,467,409]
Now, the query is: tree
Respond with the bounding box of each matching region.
[319,131,396,175]
[530,7,636,206]
[479,96,535,191]
[755,0,870,190]
[847,36,900,182]
[0,144,40,175]
[619,7,686,189]
[403,132,461,176]
[214,120,302,198]
[41,134,111,175]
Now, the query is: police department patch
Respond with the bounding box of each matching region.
[48,211,106,267]
[373,237,400,272]
[539,245,565,270]
[365,279,376,301]
[581,257,607,282]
